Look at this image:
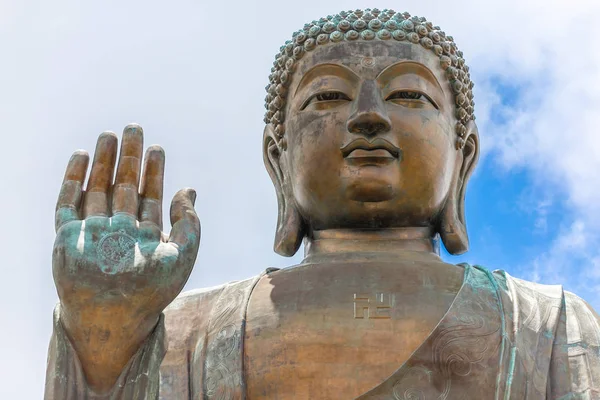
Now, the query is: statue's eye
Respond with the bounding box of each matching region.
[302,91,351,110]
[388,91,422,100]
[315,92,350,102]
[386,91,438,109]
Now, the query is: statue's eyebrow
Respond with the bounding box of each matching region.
[293,63,360,97]
[376,61,444,93]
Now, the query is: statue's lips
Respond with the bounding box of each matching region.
[340,138,401,160]
[346,149,396,159]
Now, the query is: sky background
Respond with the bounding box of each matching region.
[1,0,599,398]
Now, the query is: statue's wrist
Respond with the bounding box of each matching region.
[58,305,161,393]
[58,304,160,349]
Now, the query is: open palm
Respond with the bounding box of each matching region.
[52,124,200,390]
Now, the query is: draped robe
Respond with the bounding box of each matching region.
[45,264,600,399]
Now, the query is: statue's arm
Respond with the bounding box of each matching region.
[549,291,600,397]
[46,126,200,396]
[45,305,167,400]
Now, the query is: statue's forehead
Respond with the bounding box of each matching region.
[294,41,444,81]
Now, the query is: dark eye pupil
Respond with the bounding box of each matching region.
[394,91,422,100]
[316,92,341,101]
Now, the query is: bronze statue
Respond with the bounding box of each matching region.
[45,9,600,399]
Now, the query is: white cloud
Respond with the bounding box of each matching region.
[523,220,600,296]
[461,1,600,215]
[453,1,600,299]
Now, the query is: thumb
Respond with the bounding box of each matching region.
[169,188,201,253]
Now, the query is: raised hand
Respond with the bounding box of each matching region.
[52,124,200,392]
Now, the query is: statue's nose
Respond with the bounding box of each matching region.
[347,80,391,136]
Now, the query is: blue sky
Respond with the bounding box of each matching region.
[450,150,566,280]
[451,76,558,275]
[2,0,600,397]
[450,65,600,309]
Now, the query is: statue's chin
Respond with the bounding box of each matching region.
[345,179,397,202]
[341,165,398,202]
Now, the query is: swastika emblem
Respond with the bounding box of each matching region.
[353,293,393,319]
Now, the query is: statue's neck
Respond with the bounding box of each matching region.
[302,227,441,264]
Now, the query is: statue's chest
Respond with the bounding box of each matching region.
[243,262,462,399]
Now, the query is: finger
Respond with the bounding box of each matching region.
[55,150,89,231]
[112,124,143,216]
[82,132,118,218]
[169,188,201,254]
[139,145,165,229]
[139,220,163,243]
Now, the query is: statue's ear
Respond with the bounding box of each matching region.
[263,124,305,257]
[439,121,480,255]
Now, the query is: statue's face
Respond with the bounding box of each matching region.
[280,40,462,231]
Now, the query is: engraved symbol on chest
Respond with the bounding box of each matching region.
[353,293,393,319]
[97,229,136,274]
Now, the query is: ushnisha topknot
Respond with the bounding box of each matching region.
[264,8,475,149]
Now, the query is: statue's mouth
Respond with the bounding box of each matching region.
[340,138,401,160]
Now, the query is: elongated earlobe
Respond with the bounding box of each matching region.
[439,122,479,255]
[262,125,305,256]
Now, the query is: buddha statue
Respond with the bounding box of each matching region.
[45,8,600,399]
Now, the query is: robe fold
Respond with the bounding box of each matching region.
[45,265,600,399]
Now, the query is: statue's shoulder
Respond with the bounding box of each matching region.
[165,284,226,314]
[162,284,227,345]
[164,271,269,317]
[483,266,565,301]
[165,281,239,315]
[486,266,600,331]
[563,289,600,333]
[160,274,263,353]
[480,267,600,395]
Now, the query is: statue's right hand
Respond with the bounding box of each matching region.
[52,124,200,374]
